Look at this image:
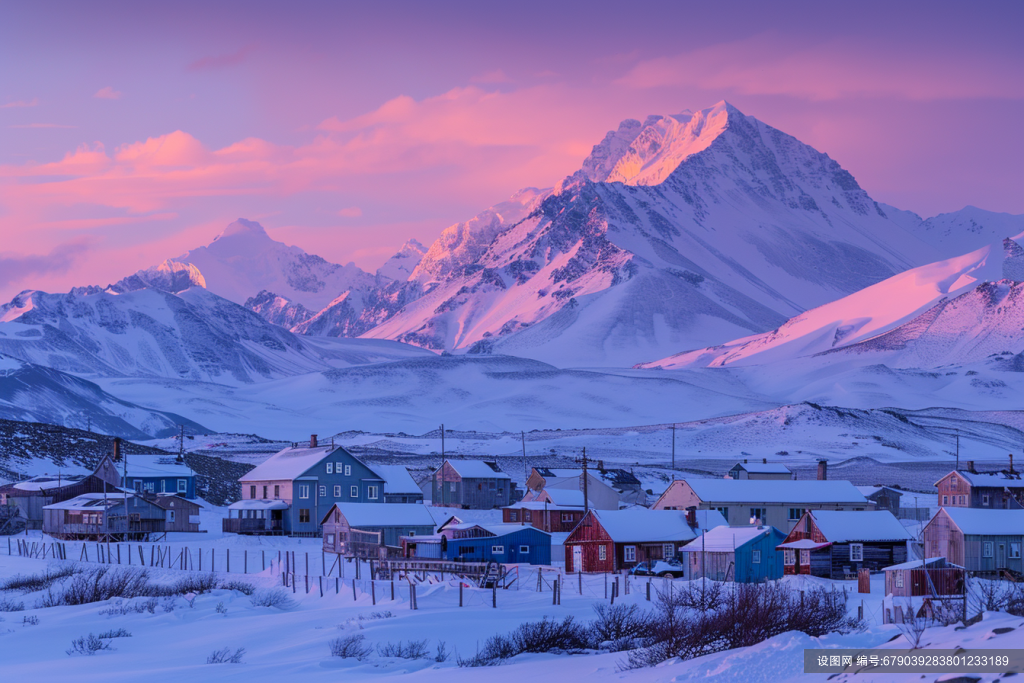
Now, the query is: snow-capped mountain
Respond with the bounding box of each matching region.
[361,102,942,365]
[639,232,1024,371]
[176,218,376,311]
[376,239,427,282]
[243,290,315,328]
[0,353,209,439]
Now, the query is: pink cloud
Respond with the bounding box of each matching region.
[471,69,511,84]
[94,86,122,100]
[0,98,39,109]
[617,34,1024,101]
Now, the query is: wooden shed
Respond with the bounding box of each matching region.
[43,492,166,540]
[446,524,551,565]
[322,503,435,556]
[682,525,786,583]
[923,507,1024,575]
[431,460,512,509]
[883,557,964,597]
[778,510,911,579]
[563,508,727,573]
[149,494,201,533]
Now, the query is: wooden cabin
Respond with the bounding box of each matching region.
[502,488,589,532]
[43,492,166,540]
[431,460,512,509]
[727,460,794,480]
[445,524,552,565]
[681,525,786,583]
[652,479,868,531]
[0,456,121,530]
[149,494,201,533]
[923,507,1024,575]
[372,465,424,504]
[883,557,964,598]
[122,455,196,499]
[563,508,727,573]
[855,486,904,515]
[322,503,435,557]
[527,466,645,509]
[935,469,1024,509]
[778,510,911,579]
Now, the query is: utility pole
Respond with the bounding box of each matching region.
[671,424,676,470]
[574,447,591,514]
[440,424,446,507]
[178,424,185,462]
[955,431,960,471]
[521,431,527,484]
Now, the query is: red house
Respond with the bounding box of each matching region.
[563,508,726,573]
[502,488,588,533]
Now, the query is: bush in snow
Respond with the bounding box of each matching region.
[591,603,653,650]
[98,598,157,616]
[377,639,429,659]
[328,634,372,660]
[167,573,218,596]
[435,641,451,663]
[1,565,80,594]
[206,647,246,664]
[359,610,395,620]
[66,634,114,656]
[220,580,256,596]
[215,601,227,615]
[22,615,39,626]
[249,589,294,609]
[97,628,131,639]
[37,567,152,607]
[0,597,25,612]
[477,616,591,663]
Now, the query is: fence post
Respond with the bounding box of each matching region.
[604,572,607,599]
[319,576,323,597]
[262,550,266,572]
[322,552,326,576]
[305,552,309,578]
[372,579,376,605]
[459,581,463,607]
[610,580,616,605]
[646,580,651,601]
[305,574,309,594]
[492,582,497,608]
[292,572,297,593]
[858,600,864,621]
[245,550,248,574]
[138,545,144,565]
[227,549,231,573]
[392,578,395,601]
[352,579,357,602]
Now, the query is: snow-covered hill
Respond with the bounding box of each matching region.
[360,102,944,365]
[640,233,1024,370]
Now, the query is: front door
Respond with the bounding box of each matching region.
[997,543,1006,569]
[572,545,582,572]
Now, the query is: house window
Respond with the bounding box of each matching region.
[492,545,505,554]
[509,511,517,521]
[145,482,155,493]
[850,544,864,562]
[789,508,804,521]
[752,550,761,564]
[663,543,675,559]
[895,572,904,588]
[368,486,378,500]
[178,479,187,493]
[715,507,729,519]
[299,485,309,499]
[598,545,607,561]
[325,533,335,546]
[299,509,310,524]
[1010,543,1021,559]
[561,512,574,522]
[350,486,358,498]
[319,486,326,498]
[524,510,532,522]
[344,465,351,476]
[943,495,948,505]
[784,549,795,565]
[134,480,142,492]
[250,485,256,499]
[520,545,529,553]
[408,531,415,537]
[950,476,958,489]
[983,542,993,558]
[624,546,637,563]
[326,463,333,474]
[263,486,268,499]
[478,483,483,491]
[449,482,456,492]
[982,494,989,506]
[750,508,766,524]
[160,480,167,493]
[334,485,341,497]
[168,510,175,523]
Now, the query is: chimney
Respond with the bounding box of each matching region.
[743,458,748,464]
[112,437,122,462]
[310,434,318,448]
[686,506,697,529]
[817,460,827,481]
[966,460,975,473]
[762,458,767,464]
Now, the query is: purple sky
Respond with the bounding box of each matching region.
[1,0,1021,300]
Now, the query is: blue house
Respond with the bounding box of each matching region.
[446,523,552,565]
[122,455,196,499]
[226,436,385,536]
[681,525,786,582]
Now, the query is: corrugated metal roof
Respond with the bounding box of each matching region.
[941,507,1024,536]
[684,479,867,504]
[240,446,338,482]
[682,525,773,552]
[446,460,511,479]
[810,510,912,542]
[329,503,436,529]
[371,465,421,495]
[591,509,700,543]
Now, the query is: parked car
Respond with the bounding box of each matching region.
[629,557,685,578]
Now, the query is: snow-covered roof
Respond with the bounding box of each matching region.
[123,455,193,478]
[590,509,699,543]
[957,471,1024,489]
[446,460,511,479]
[13,475,87,491]
[227,499,289,511]
[240,445,337,482]
[371,465,421,495]
[855,485,903,497]
[683,479,867,504]
[477,523,550,538]
[940,508,1024,536]
[328,503,435,529]
[884,557,961,572]
[44,492,134,511]
[810,510,912,542]
[733,462,792,474]
[682,525,775,552]
[777,539,830,550]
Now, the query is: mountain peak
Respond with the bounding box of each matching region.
[215,218,269,241]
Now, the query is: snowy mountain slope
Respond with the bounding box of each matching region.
[176,218,378,310]
[360,102,940,365]
[376,238,426,281]
[0,353,209,439]
[914,206,1024,258]
[640,232,1024,370]
[243,290,315,328]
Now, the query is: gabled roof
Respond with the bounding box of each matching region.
[538,488,588,507]
[732,462,792,474]
[681,479,867,505]
[809,510,912,543]
[682,525,778,552]
[123,455,193,478]
[444,460,511,479]
[241,445,344,482]
[371,465,421,495]
[12,474,88,492]
[884,557,961,572]
[939,470,1024,489]
[43,492,136,511]
[856,485,904,498]
[939,507,1024,536]
[535,467,641,489]
[228,499,289,511]
[325,502,435,529]
[587,509,700,543]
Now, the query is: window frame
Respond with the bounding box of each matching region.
[509,511,517,521]
[983,541,994,558]
[624,545,637,563]
[177,479,187,493]
[519,545,530,553]
[491,545,505,554]
[598,545,607,561]
[783,549,796,566]
[368,485,378,500]
[333,485,341,497]
[344,465,351,476]
[319,485,326,498]
[663,543,675,559]
[982,494,989,506]
[326,462,333,474]
[299,485,309,499]
[249,485,256,499]
[850,543,864,562]
[1010,543,1021,559]
[299,508,310,524]
[895,571,904,588]
[752,549,761,564]
[350,485,358,498]
[274,485,280,498]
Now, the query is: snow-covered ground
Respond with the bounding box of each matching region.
[2,531,1022,682]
